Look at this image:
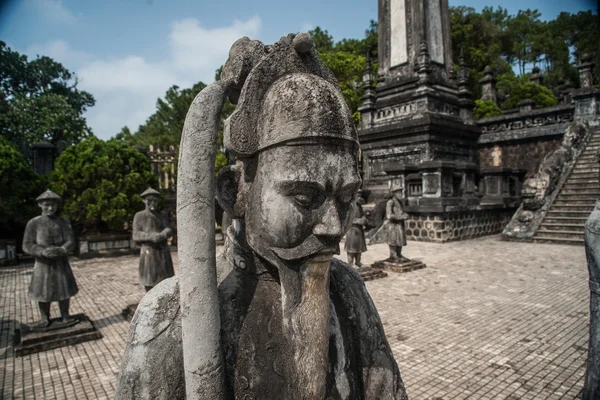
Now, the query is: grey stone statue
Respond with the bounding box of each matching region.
[386,190,409,261]
[583,203,600,399]
[22,190,78,326]
[345,196,367,267]
[132,188,174,292]
[116,33,407,400]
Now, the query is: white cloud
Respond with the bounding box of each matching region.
[26,0,78,25]
[23,16,262,140]
[169,16,262,81]
[26,40,92,69]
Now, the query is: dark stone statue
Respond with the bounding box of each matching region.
[116,33,408,399]
[386,190,409,261]
[345,196,367,267]
[132,188,174,292]
[22,190,78,327]
[583,203,600,399]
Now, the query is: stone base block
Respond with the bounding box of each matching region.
[357,266,388,281]
[122,303,139,322]
[15,314,102,357]
[372,258,427,273]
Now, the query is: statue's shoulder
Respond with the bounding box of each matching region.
[330,258,364,287]
[130,276,181,339]
[117,276,185,399]
[133,209,147,219]
[26,216,43,227]
[587,205,600,234]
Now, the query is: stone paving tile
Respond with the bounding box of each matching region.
[0,235,590,399]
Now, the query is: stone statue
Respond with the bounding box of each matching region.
[22,190,78,327]
[386,190,409,261]
[583,200,600,398]
[132,188,174,292]
[345,196,367,267]
[116,33,407,400]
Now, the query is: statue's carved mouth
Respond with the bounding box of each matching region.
[271,235,340,261]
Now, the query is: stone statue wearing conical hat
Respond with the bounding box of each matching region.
[116,34,407,400]
[22,189,79,327]
[132,187,174,292]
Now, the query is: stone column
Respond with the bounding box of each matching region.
[529,66,543,86]
[31,142,56,176]
[457,49,474,123]
[358,52,377,130]
[518,99,535,113]
[479,66,497,104]
[579,54,595,88]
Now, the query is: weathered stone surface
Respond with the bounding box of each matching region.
[583,200,600,399]
[117,33,407,399]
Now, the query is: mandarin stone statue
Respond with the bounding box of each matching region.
[22,190,78,327]
[132,188,174,292]
[386,190,409,261]
[345,196,368,267]
[116,33,408,400]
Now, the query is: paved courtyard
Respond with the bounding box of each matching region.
[0,235,590,399]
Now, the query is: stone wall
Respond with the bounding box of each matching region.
[479,137,562,179]
[404,209,515,242]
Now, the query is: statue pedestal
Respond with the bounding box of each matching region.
[372,258,426,274]
[357,266,388,281]
[15,314,102,357]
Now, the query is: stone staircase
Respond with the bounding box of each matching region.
[533,130,600,245]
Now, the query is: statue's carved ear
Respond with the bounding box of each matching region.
[216,164,244,218]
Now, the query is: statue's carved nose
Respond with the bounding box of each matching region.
[313,199,341,237]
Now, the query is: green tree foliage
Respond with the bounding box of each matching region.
[0,137,43,228]
[309,24,378,124]
[118,82,207,147]
[0,41,95,149]
[499,79,558,110]
[49,137,158,233]
[473,100,503,120]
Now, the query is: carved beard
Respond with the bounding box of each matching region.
[279,258,331,399]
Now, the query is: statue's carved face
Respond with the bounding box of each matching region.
[39,200,58,217]
[143,196,159,211]
[244,143,361,268]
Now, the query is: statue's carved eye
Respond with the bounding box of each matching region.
[294,194,313,208]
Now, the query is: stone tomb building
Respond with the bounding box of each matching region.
[358,0,600,243]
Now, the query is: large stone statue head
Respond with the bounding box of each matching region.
[175,33,362,398]
[36,189,62,217]
[140,187,160,212]
[216,34,361,271]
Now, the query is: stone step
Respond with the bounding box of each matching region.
[537,223,585,232]
[555,194,599,201]
[543,216,589,224]
[567,177,599,183]
[546,210,592,218]
[562,182,600,188]
[560,188,600,195]
[534,229,584,239]
[550,205,595,212]
[532,236,584,245]
[569,173,599,179]
[570,168,600,174]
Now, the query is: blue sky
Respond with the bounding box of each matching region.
[0,0,596,140]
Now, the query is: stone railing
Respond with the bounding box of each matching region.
[476,104,575,143]
[148,145,178,192]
